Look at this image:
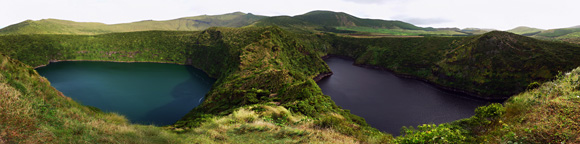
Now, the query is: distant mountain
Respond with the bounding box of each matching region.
[0,10,499,37]
[293,10,429,30]
[534,27,580,38]
[256,10,434,31]
[460,28,495,35]
[253,10,468,36]
[507,26,543,35]
[0,12,266,35]
[570,25,580,28]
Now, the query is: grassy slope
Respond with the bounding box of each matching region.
[293,11,427,30]
[507,26,543,35]
[0,12,265,35]
[0,27,391,143]
[535,27,580,38]
[1,10,468,37]
[252,10,471,37]
[324,31,580,99]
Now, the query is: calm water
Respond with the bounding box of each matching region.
[317,57,489,135]
[36,61,215,126]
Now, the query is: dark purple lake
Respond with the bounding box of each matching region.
[317,57,489,136]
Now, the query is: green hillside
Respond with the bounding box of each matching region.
[518,27,580,44]
[253,10,471,36]
[534,27,580,38]
[460,28,495,35]
[507,26,543,35]
[294,11,429,30]
[0,12,265,35]
[1,10,471,37]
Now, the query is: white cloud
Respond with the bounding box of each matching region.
[393,15,451,25]
[1,0,579,30]
[341,0,395,4]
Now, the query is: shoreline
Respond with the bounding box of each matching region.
[33,59,188,69]
[313,72,333,82]
[319,55,509,102]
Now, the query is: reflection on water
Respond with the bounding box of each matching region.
[317,57,489,136]
[36,61,215,126]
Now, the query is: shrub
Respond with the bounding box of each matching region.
[315,115,342,129]
[475,103,506,119]
[527,81,541,90]
[314,114,356,136]
[396,124,471,143]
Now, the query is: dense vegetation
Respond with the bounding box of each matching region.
[323,31,580,99]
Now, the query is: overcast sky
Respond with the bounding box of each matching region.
[1,0,579,30]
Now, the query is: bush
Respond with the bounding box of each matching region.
[396,124,471,143]
[527,81,541,90]
[314,115,356,136]
[475,103,506,119]
[315,115,342,129]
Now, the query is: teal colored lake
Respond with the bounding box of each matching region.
[36,61,215,126]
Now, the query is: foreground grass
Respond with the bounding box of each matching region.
[478,68,580,143]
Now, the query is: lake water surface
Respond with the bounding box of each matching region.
[317,57,489,135]
[36,61,215,126]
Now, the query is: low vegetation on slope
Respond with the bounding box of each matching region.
[507,26,543,35]
[324,31,580,99]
